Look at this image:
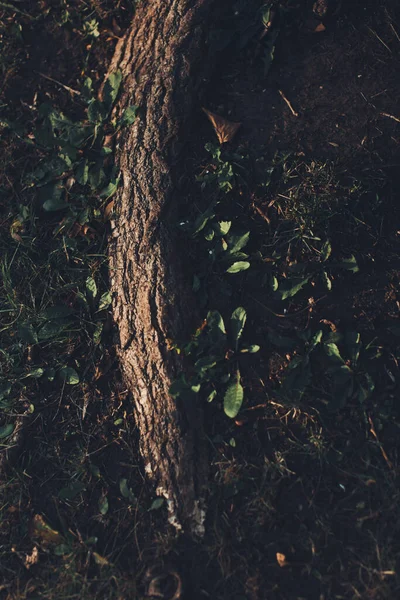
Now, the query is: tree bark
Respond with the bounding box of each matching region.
[106,0,216,535]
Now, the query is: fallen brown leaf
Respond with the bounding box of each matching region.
[202,108,241,144]
[276,552,288,567]
[104,200,115,221]
[314,23,326,32]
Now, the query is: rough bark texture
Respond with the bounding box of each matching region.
[107,0,216,535]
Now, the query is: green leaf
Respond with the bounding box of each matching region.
[227,231,250,255]
[270,275,279,292]
[321,240,332,262]
[207,389,217,403]
[59,481,85,500]
[41,184,68,212]
[195,356,218,373]
[149,497,164,511]
[42,305,74,320]
[226,261,250,274]
[119,478,130,498]
[207,310,226,336]
[87,99,106,124]
[119,105,138,127]
[240,344,260,353]
[75,159,89,185]
[0,423,14,439]
[214,221,231,236]
[54,544,72,556]
[0,384,11,402]
[279,276,310,301]
[86,276,97,301]
[82,77,93,102]
[59,367,80,385]
[337,255,359,273]
[321,270,332,291]
[23,368,44,379]
[345,331,361,364]
[309,330,323,352]
[98,291,111,311]
[230,307,247,350]
[103,70,123,114]
[99,175,120,200]
[224,371,244,418]
[38,320,69,340]
[98,494,109,516]
[324,342,345,364]
[18,323,38,344]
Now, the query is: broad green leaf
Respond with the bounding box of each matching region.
[42,305,74,320]
[23,368,44,379]
[279,276,310,301]
[98,291,111,311]
[103,70,123,114]
[207,310,226,336]
[38,320,69,340]
[230,307,247,350]
[227,231,250,255]
[59,367,80,385]
[41,184,68,212]
[324,342,345,364]
[99,175,120,200]
[282,363,311,401]
[18,323,38,344]
[224,371,244,418]
[149,497,164,511]
[214,221,231,236]
[119,105,138,127]
[98,494,109,516]
[321,240,332,262]
[0,423,14,439]
[82,76,93,102]
[88,162,106,190]
[59,481,85,500]
[44,368,56,382]
[87,99,106,124]
[226,261,250,274]
[337,255,359,273]
[86,276,97,301]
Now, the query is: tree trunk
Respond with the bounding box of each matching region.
[106,0,216,535]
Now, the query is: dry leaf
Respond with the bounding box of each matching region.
[92,551,110,566]
[276,552,288,567]
[31,514,64,545]
[24,546,39,570]
[314,23,326,32]
[104,200,115,221]
[202,108,241,144]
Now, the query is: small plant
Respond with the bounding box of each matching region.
[170,307,259,418]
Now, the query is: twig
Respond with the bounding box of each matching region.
[380,111,400,124]
[368,415,393,470]
[36,72,81,96]
[0,1,34,19]
[278,89,299,117]
[366,26,392,53]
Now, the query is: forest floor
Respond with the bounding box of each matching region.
[1,1,400,599]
